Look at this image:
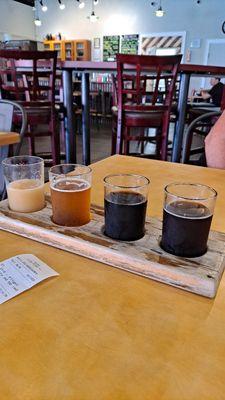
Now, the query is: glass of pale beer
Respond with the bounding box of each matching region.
[2,155,45,213]
[49,164,92,226]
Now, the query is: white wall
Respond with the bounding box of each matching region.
[35,0,225,65]
[0,0,36,41]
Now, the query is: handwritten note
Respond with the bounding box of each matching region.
[0,254,59,304]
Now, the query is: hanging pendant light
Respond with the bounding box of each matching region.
[34,17,42,26]
[40,0,48,12]
[87,0,99,22]
[58,0,66,10]
[77,0,85,8]
[34,0,42,26]
[90,11,98,22]
[155,0,165,17]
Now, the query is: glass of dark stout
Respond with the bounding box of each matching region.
[104,174,150,241]
[160,183,217,258]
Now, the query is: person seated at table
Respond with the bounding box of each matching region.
[191,77,224,107]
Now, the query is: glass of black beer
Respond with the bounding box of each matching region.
[104,174,150,241]
[161,183,217,257]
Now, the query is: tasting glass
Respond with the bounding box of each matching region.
[161,183,217,257]
[49,164,92,227]
[2,155,45,213]
[104,174,150,241]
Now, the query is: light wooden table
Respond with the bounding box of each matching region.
[0,131,20,147]
[1,155,225,400]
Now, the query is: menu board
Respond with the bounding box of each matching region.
[121,34,139,54]
[103,35,120,61]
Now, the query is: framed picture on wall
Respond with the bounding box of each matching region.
[103,35,120,61]
[140,31,186,61]
[121,34,139,54]
[94,38,100,49]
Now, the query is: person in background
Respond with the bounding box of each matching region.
[200,77,224,106]
[191,77,224,106]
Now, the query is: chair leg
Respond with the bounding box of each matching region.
[111,120,117,155]
[160,134,168,161]
[155,129,162,159]
[124,127,130,155]
[60,119,66,154]
[140,128,145,154]
[27,126,36,156]
[160,112,170,161]
[116,113,123,154]
[50,116,60,165]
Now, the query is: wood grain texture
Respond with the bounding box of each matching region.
[0,196,224,298]
[2,156,225,400]
[0,132,20,146]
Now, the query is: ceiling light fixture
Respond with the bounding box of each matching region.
[155,0,165,17]
[93,0,99,5]
[77,0,85,8]
[87,0,99,21]
[40,0,48,12]
[34,17,42,26]
[90,11,98,21]
[34,0,42,26]
[58,0,66,10]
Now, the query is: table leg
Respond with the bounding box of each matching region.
[172,73,191,163]
[63,69,76,163]
[81,72,91,165]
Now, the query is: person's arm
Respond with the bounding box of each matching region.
[205,111,225,169]
[200,89,211,100]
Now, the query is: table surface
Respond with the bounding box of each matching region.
[15,59,225,76]
[1,155,225,400]
[0,132,20,147]
[60,61,225,75]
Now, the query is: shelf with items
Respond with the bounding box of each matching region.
[64,41,74,61]
[52,41,62,60]
[43,40,63,59]
[73,40,91,61]
[43,40,91,61]
[43,41,52,51]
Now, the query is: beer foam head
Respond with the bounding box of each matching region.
[52,178,90,192]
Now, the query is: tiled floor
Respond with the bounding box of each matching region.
[20,120,204,170]
[20,123,112,165]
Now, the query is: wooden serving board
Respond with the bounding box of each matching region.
[0,196,224,298]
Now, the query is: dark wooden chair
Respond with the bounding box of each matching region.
[0,50,60,165]
[112,54,182,160]
[0,99,27,199]
[182,86,225,164]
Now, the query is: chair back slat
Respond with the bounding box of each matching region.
[116,54,182,113]
[0,50,57,109]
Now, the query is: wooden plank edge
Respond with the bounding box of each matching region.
[0,214,218,298]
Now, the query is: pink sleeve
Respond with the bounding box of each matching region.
[205,111,225,169]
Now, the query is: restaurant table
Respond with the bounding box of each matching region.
[60,62,225,164]
[0,131,20,147]
[1,155,225,400]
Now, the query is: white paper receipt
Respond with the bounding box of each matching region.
[0,254,59,304]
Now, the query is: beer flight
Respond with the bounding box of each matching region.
[2,156,217,258]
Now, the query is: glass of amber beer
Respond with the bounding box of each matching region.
[49,164,92,226]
